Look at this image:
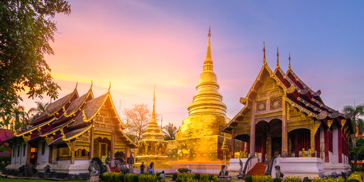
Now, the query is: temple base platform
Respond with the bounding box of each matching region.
[168,161,229,175]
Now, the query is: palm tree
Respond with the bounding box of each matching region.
[11,105,26,130]
[28,101,49,121]
[343,104,364,168]
[162,123,178,140]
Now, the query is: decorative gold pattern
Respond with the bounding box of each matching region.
[327,120,333,130]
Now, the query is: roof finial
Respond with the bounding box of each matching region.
[75,81,78,89]
[276,47,279,68]
[263,42,266,65]
[288,53,291,71]
[108,81,111,93]
[203,27,213,71]
[152,84,155,117]
[91,81,93,88]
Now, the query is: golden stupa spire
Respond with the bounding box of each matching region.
[276,47,279,68]
[160,115,163,134]
[263,42,267,65]
[203,26,213,71]
[288,53,291,71]
[152,84,156,117]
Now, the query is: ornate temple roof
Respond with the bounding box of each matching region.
[221,45,354,136]
[6,82,135,148]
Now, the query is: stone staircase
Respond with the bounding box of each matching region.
[246,163,267,176]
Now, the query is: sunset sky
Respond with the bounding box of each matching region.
[21,1,364,128]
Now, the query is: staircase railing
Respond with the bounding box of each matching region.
[267,155,279,177]
[241,156,258,179]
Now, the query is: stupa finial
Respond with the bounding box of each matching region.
[263,42,267,65]
[276,47,279,68]
[203,27,213,71]
[160,115,163,133]
[152,84,156,117]
[288,53,291,71]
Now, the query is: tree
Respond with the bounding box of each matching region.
[0,0,71,117]
[123,104,154,143]
[163,122,178,140]
[343,104,364,168]
[28,101,49,121]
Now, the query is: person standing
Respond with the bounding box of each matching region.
[140,162,145,174]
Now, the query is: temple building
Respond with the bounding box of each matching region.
[4,83,136,179]
[133,87,172,173]
[167,28,242,173]
[221,45,354,177]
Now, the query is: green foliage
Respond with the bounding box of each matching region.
[178,168,190,173]
[199,174,210,182]
[245,176,253,182]
[172,173,178,180]
[312,178,348,182]
[101,172,112,181]
[177,172,196,182]
[163,122,178,140]
[133,175,139,182]
[124,173,135,182]
[283,176,302,182]
[194,174,200,180]
[176,179,182,182]
[208,174,218,182]
[303,178,312,182]
[252,175,273,182]
[274,178,282,182]
[0,0,70,117]
[348,171,363,182]
[138,174,156,182]
[347,180,361,182]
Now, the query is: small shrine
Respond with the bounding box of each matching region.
[133,88,172,172]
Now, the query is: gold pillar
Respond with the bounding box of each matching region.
[266,132,271,162]
[311,121,316,157]
[25,136,31,165]
[281,96,288,157]
[90,126,94,159]
[71,140,75,164]
[48,146,53,163]
[111,130,115,159]
[250,101,256,157]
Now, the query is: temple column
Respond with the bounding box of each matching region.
[281,97,288,157]
[262,134,266,162]
[294,131,299,157]
[338,125,343,163]
[48,146,53,163]
[324,129,330,163]
[242,141,245,152]
[250,102,256,157]
[111,129,115,159]
[71,140,75,164]
[25,136,31,164]
[247,141,250,157]
[90,126,94,159]
[266,132,271,162]
[310,128,315,157]
[232,129,235,158]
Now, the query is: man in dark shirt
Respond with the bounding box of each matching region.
[140,162,145,174]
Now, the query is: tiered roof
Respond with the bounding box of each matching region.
[221,47,354,138]
[7,82,136,148]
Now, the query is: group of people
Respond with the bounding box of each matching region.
[139,162,166,178]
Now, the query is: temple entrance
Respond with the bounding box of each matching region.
[289,129,311,157]
[94,137,111,162]
[255,119,282,163]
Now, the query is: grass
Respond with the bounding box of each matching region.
[0,178,87,182]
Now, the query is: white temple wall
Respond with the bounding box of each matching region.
[52,145,58,163]
[332,125,339,163]
[20,141,27,165]
[11,145,16,165]
[37,139,50,164]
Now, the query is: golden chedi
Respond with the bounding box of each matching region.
[167,28,241,164]
[133,88,172,170]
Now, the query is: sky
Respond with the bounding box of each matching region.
[20,0,364,128]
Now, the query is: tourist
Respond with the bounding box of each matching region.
[140,162,145,174]
[148,162,154,176]
[160,171,166,178]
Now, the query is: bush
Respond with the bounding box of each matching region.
[138,174,156,182]
[157,173,161,177]
[274,178,282,182]
[200,173,209,182]
[176,179,182,182]
[348,171,363,182]
[312,177,345,182]
[125,173,135,182]
[303,178,312,182]
[177,173,195,182]
[347,180,361,182]
[101,172,112,181]
[156,177,163,181]
[172,173,178,180]
[119,173,125,182]
[194,174,200,180]
[133,175,139,182]
[178,168,190,173]
[245,176,253,182]
[252,175,273,182]
[283,176,302,182]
